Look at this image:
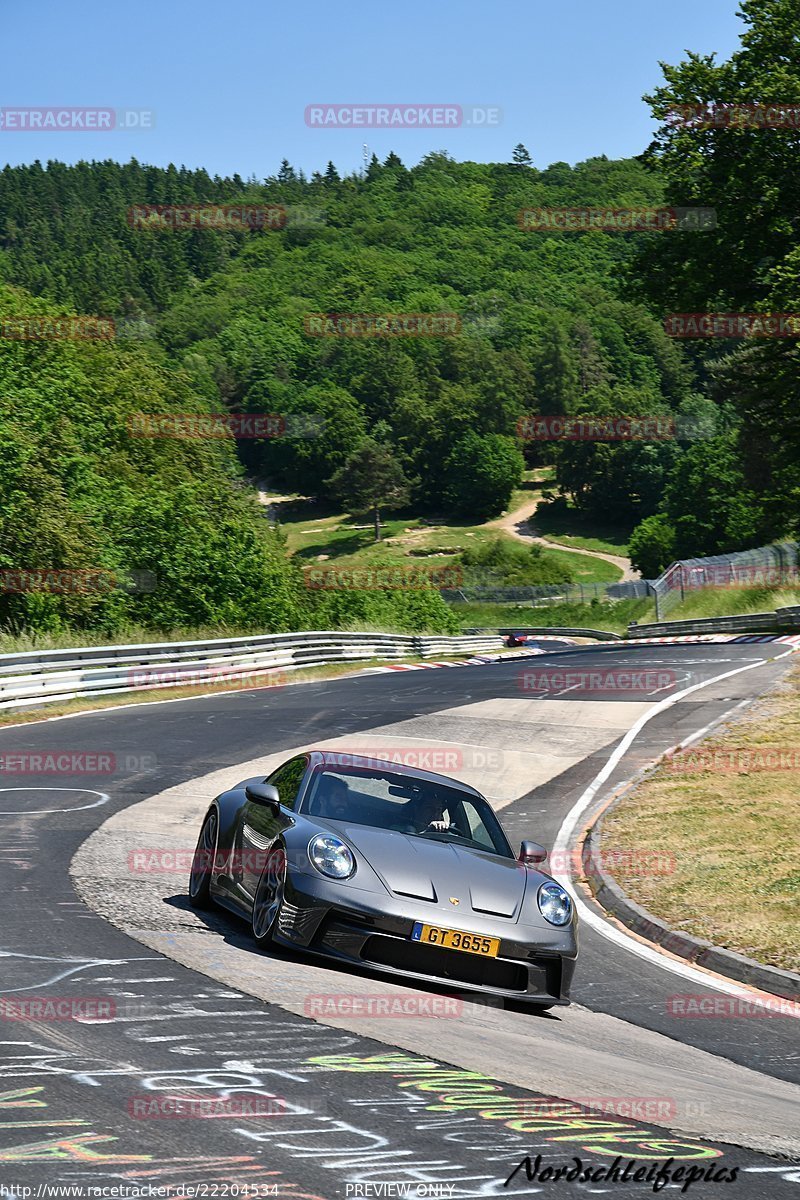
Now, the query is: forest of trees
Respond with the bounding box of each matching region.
[0,0,796,633]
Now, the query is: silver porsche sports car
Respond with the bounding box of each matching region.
[188,751,577,1008]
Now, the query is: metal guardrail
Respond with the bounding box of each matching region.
[0,630,504,709]
[493,627,622,641]
[628,608,800,638]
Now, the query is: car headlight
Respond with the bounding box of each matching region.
[538,881,572,926]
[308,834,355,880]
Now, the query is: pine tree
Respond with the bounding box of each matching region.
[512,144,534,168]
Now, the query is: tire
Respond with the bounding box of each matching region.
[188,809,218,909]
[251,844,287,950]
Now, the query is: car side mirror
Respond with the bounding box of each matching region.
[245,782,280,810]
[519,840,548,866]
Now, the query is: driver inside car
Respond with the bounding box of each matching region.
[390,790,453,835]
[312,775,350,821]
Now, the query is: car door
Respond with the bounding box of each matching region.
[238,755,309,904]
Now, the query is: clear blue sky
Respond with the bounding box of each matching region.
[3,0,745,178]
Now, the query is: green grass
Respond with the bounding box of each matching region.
[538,546,623,584]
[532,500,632,557]
[279,499,622,584]
[454,583,800,641]
[0,621,278,655]
[281,506,479,564]
[505,469,552,513]
[661,585,800,622]
[453,597,655,637]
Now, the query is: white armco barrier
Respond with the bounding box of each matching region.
[0,630,505,709]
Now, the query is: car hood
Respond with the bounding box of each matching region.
[339,825,528,919]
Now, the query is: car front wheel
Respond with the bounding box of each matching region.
[188,809,218,909]
[252,844,287,949]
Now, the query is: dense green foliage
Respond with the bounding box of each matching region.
[1,0,796,642]
[630,0,800,566]
[327,438,411,541]
[0,149,689,530]
[458,537,573,587]
[0,283,300,632]
[444,433,525,518]
[0,285,455,634]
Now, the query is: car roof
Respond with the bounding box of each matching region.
[306,750,484,798]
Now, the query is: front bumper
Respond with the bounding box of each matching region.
[274,871,577,1005]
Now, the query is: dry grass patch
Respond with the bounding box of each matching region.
[600,666,800,972]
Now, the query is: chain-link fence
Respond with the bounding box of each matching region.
[442,542,800,617]
[650,542,800,621]
[441,580,649,607]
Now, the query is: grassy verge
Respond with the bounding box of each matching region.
[660,585,800,621]
[0,622,285,656]
[0,616,450,657]
[453,598,655,637]
[600,664,800,972]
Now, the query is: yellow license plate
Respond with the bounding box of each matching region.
[412,922,499,957]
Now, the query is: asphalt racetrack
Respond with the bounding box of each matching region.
[1,640,799,1197]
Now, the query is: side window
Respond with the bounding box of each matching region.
[266,756,308,811]
[462,800,496,853]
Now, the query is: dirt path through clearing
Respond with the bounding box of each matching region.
[490,496,639,582]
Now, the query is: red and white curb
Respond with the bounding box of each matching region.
[358,648,554,675]
[359,633,800,675]
[599,633,800,647]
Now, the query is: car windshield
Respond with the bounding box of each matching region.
[301,765,514,858]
